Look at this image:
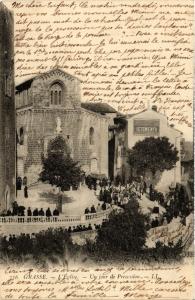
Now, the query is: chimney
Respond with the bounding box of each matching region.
[151,105,157,112]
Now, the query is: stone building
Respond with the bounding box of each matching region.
[16,68,117,184]
[15,68,184,190]
[121,105,183,190]
[0,3,15,212]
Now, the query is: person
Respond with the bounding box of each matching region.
[107,190,112,203]
[38,208,44,216]
[88,223,92,230]
[82,225,86,231]
[151,219,156,228]
[12,201,18,215]
[9,234,13,244]
[102,188,107,203]
[18,206,25,216]
[96,203,101,212]
[33,208,38,216]
[99,188,102,201]
[68,226,72,233]
[16,177,22,190]
[12,234,16,243]
[6,209,12,216]
[143,181,147,193]
[84,207,90,214]
[53,208,59,216]
[90,205,96,213]
[27,207,32,216]
[31,233,36,244]
[162,217,168,226]
[112,193,118,205]
[154,217,159,227]
[23,176,27,186]
[101,202,106,210]
[149,184,153,201]
[46,207,52,217]
[24,185,28,198]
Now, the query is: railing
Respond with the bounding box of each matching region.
[85,210,111,220]
[0,208,113,224]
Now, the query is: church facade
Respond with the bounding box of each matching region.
[16,69,114,184]
[0,3,15,212]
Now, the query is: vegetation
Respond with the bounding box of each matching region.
[0,228,78,265]
[85,199,147,258]
[165,184,193,220]
[128,136,179,178]
[39,135,83,190]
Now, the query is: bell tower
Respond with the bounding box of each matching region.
[0,3,15,212]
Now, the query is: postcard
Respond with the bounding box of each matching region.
[0,0,194,299]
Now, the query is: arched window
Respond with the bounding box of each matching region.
[51,91,53,105]
[89,127,94,145]
[19,127,24,145]
[50,82,63,106]
[59,91,62,105]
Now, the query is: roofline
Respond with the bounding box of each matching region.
[81,102,117,114]
[15,68,80,90]
[81,108,109,119]
[16,105,109,120]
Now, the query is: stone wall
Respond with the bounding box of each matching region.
[16,69,81,109]
[16,69,110,183]
[0,4,15,212]
[16,108,109,182]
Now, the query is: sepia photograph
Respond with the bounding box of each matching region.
[0,0,194,299]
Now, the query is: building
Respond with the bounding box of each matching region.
[181,140,193,183]
[0,3,15,212]
[123,105,183,190]
[15,67,184,191]
[16,68,117,184]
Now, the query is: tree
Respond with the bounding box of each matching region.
[128,136,179,178]
[39,135,83,190]
[95,199,147,255]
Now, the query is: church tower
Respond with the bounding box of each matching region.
[0,3,15,212]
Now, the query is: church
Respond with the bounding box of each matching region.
[15,68,183,190]
[16,68,118,184]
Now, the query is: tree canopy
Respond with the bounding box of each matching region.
[128,136,179,177]
[95,199,147,254]
[39,135,83,190]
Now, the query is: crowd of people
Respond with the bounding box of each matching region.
[87,177,148,206]
[84,202,111,214]
[85,175,191,229]
[67,223,98,233]
[1,201,60,218]
[1,174,191,236]
[1,222,100,250]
